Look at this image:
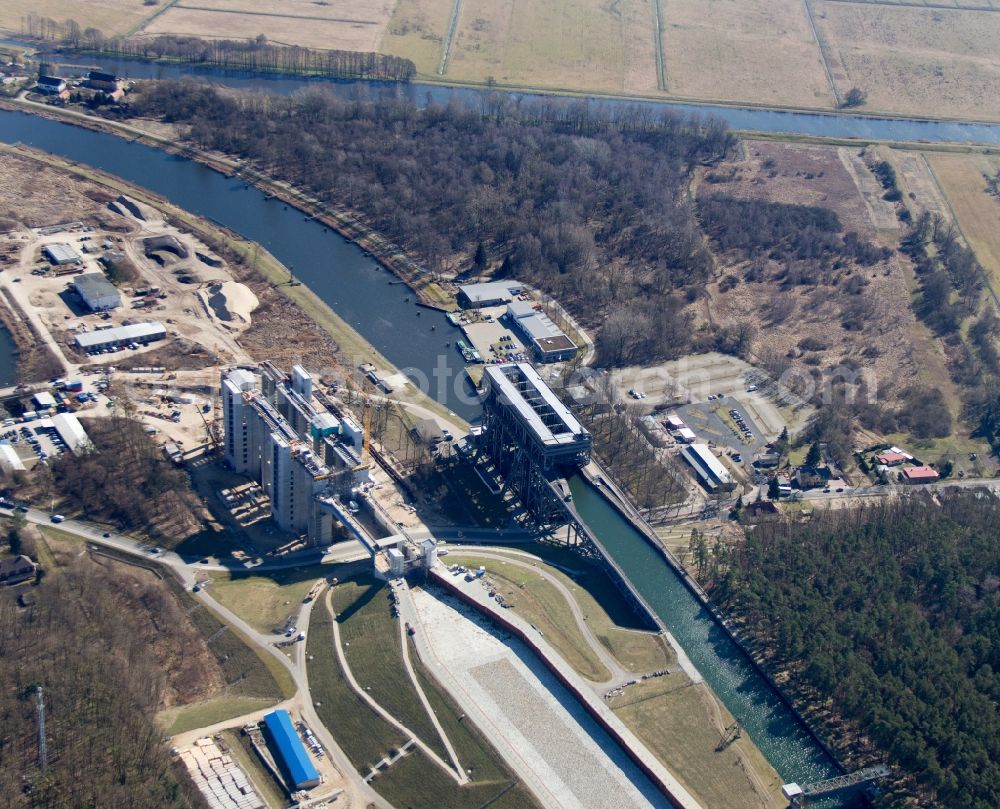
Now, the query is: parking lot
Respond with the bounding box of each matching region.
[2,421,68,465]
[675,400,769,459]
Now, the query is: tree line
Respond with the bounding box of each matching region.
[128,80,734,365]
[710,494,1000,809]
[0,546,205,808]
[21,16,416,81]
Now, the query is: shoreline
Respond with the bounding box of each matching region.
[13,35,1000,129]
[0,135,466,430]
[579,463,848,778]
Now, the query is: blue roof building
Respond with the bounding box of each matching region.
[262,710,321,790]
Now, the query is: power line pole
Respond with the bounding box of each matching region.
[34,686,47,772]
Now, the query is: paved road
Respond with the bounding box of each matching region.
[1,504,390,809]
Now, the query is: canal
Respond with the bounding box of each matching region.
[0,323,17,385]
[0,108,479,421]
[36,51,1000,145]
[569,474,842,789]
[0,104,848,796]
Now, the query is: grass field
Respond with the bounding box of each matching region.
[144,2,390,51]
[380,0,453,74]
[445,0,659,94]
[0,0,155,38]
[925,152,1000,292]
[329,574,451,763]
[611,675,786,809]
[448,554,613,681]
[161,695,275,735]
[310,580,541,807]
[662,0,833,108]
[452,547,674,673]
[207,565,329,633]
[813,2,1000,120]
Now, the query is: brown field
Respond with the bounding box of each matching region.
[661,0,834,108]
[926,152,1000,291]
[143,2,393,52]
[821,0,996,9]
[813,2,1000,120]
[698,141,953,406]
[379,0,453,74]
[444,0,659,94]
[0,0,154,38]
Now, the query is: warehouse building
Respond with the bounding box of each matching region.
[50,413,92,452]
[43,243,80,266]
[506,300,577,363]
[75,321,166,353]
[261,710,321,791]
[0,442,26,474]
[72,272,121,312]
[681,443,733,491]
[458,280,525,308]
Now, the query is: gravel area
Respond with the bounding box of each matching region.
[411,588,673,809]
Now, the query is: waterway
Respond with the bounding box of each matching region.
[0,102,850,797]
[568,474,843,792]
[37,51,1000,145]
[0,108,479,421]
[0,323,17,385]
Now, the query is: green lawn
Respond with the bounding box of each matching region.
[313,577,543,808]
[187,602,295,701]
[162,696,276,736]
[447,554,611,682]
[330,575,451,763]
[610,676,786,809]
[208,565,330,633]
[448,546,673,676]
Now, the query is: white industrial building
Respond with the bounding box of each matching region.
[44,243,80,265]
[75,321,166,352]
[221,364,368,546]
[33,391,57,411]
[681,443,733,491]
[506,301,577,363]
[0,442,25,474]
[72,272,121,312]
[457,280,525,308]
[50,413,91,452]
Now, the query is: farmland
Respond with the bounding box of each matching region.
[444,0,659,95]
[0,0,155,38]
[661,0,834,108]
[144,0,395,52]
[926,152,1000,291]
[813,2,1000,120]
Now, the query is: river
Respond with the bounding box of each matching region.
[34,51,1000,145]
[0,104,852,799]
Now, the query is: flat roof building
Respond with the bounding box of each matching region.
[76,321,165,352]
[72,272,121,312]
[665,414,685,430]
[458,280,525,308]
[44,243,80,265]
[676,427,697,443]
[50,413,91,452]
[681,443,733,491]
[506,302,577,363]
[482,363,590,465]
[261,710,321,790]
[33,391,57,410]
